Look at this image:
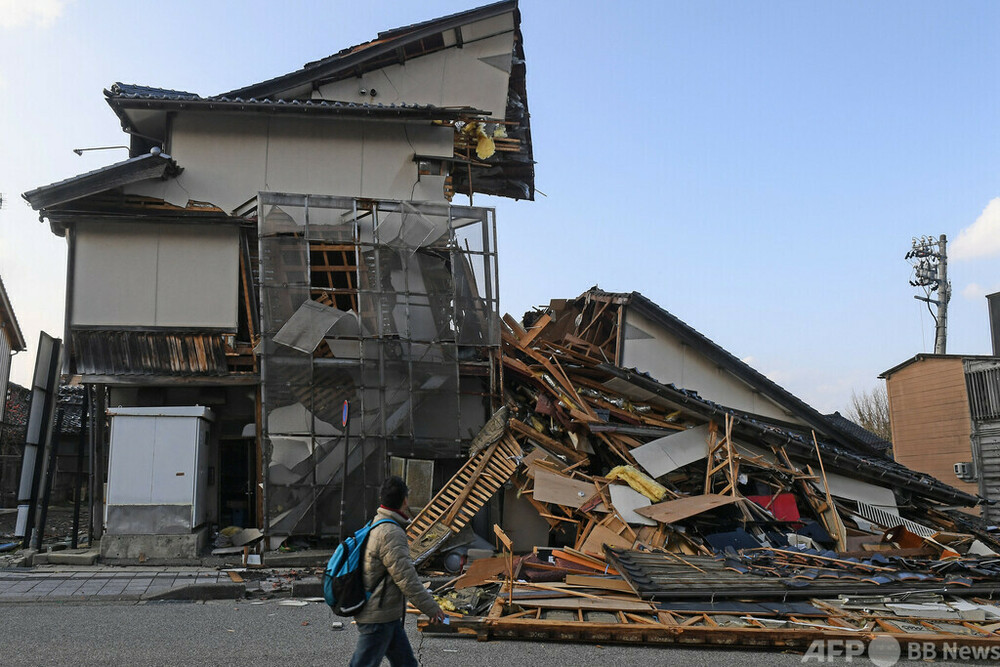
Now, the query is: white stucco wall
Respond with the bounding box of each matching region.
[620,309,801,423]
[72,222,239,329]
[125,114,454,213]
[317,27,515,121]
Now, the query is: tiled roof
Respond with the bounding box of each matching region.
[2,383,83,435]
[22,153,179,211]
[110,83,199,99]
[105,85,486,121]
[825,412,892,453]
[600,363,979,507]
[579,288,884,457]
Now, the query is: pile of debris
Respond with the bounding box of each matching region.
[407,315,1000,651]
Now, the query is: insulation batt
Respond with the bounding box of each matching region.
[606,465,669,502]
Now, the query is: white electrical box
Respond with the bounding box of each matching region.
[105,406,214,535]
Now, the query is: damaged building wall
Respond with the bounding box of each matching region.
[124,114,454,212]
[885,356,979,499]
[72,222,240,328]
[621,308,798,423]
[316,26,515,119]
[258,194,499,542]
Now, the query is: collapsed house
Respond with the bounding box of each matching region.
[22,0,531,559]
[403,295,1000,650]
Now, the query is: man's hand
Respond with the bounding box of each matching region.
[431,610,448,624]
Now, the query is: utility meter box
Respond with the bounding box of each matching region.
[105,406,213,535]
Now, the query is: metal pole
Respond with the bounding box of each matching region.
[338,400,350,539]
[34,409,64,552]
[934,234,949,355]
[71,388,89,549]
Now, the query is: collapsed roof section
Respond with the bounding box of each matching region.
[21,153,191,234]
[104,0,533,202]
[534,288,885,457]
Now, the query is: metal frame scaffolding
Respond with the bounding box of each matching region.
[257,193,500,542]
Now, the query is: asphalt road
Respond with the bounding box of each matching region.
[0,600,970,666]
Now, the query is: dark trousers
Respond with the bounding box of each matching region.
[349,619,418,667]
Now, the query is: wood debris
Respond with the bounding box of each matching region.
[411,310,1000,653]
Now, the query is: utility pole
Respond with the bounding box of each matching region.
[906,234,950,354]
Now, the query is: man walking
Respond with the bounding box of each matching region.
[349,476,445,667]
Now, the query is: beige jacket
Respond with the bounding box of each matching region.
[354,507,442,624]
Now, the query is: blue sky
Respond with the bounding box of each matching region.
[1,0,998,413]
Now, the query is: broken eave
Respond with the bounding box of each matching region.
[22,153,181,216]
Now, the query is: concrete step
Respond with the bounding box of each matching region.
[33,550,100,566]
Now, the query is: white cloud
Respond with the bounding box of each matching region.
[0,0,68,29]
[963,282,1000,301]
[952,197,1000,260]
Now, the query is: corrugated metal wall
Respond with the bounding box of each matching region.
[0,327,11,424]
[973,421,1000,522]
[965,359,1000,521]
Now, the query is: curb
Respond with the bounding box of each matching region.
[290,580,323,598]
[142,582,245,601]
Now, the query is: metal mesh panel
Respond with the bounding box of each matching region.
[258,193,499,539]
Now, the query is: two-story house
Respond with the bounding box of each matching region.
[23,1,533,559]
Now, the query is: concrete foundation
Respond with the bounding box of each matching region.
[100,527,209,562]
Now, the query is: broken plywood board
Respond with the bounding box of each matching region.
[532,469,605,511]
[634,493,741,525]
[630,424,709,478]
[608,484,656,526]
[579,523,636,557]
[455,556,509,590]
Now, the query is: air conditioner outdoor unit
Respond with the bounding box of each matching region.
[954,461,976,481]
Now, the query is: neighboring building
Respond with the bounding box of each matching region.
[880,354,1000,520]
[23,1,534,558]
[533,288,882,455]
[1,383,85,508]
[0,274,27,508]
[0,273,26,426]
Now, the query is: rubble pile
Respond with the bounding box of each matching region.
[409,315,1000,651]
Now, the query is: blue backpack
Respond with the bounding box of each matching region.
[323,518,395,616]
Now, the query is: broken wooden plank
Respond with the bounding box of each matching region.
[532,468,606,511]
[634,493,741,524]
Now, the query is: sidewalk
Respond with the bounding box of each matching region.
[0,567,244,602]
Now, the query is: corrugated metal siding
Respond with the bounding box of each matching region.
[975,420,1000,523]
[966,362,1000,421]
[0,328,11,423]
[72,330,229,377]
